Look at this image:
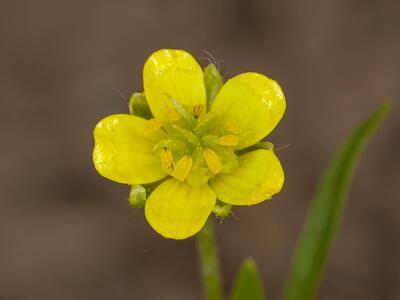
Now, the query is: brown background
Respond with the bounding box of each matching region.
[1,0,399,299]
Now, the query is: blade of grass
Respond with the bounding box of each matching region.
[283,103,390,300]
[230,258,266,300]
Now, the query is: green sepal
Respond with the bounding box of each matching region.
[129,92,153,119]
[254,141,274,151]
[239,141,274,154]
[204,64,223,109]
[128,185,146,208]
[230,258,266,300]
[128,181,164,208]
[235,142,274,158]
[212,203,232,220]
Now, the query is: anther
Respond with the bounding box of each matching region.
[203,148,223,175]
[165,109,181,122]
[145,118,163,133]
[218,135,239,146]
[224,121,241,134]
[171,155,193,181]
[160,147,174,174]
[193,105,206,119]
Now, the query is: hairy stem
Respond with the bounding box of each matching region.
[196,218,224,300]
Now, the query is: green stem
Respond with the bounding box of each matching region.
[196,218,224,300]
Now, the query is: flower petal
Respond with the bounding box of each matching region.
[211,72,286,150]
[145,179,216,239]
[209,149,284,205]
[143,49,207,120]
[93,114,166,185]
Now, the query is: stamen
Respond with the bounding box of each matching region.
[165,94,193,122]
[224,121,241,134]
[145,118,163,133]
[193,105,206,119]
[203,148,223,175]
[165,109,181,122]
[160,147,174,174]
[218,135,239,146]
[171,155,193,181]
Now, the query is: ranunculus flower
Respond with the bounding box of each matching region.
[93,49,286,239]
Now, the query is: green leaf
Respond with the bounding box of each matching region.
[283,103,390,300]
[231,258,266,300]
[204,64,223,108]
[129,92,153,119]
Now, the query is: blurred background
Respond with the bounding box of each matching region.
[1,0,399,299]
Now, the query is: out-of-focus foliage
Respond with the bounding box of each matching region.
[283,103,390,300]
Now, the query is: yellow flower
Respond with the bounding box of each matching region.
[93,49,286,239]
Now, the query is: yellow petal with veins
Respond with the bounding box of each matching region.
[211,72,286,150]
[145,179,216,239]
[209,149,284,205]
[93,114,166,184]
[143,49,207,121]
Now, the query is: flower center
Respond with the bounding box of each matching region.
[151,103,241,187]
